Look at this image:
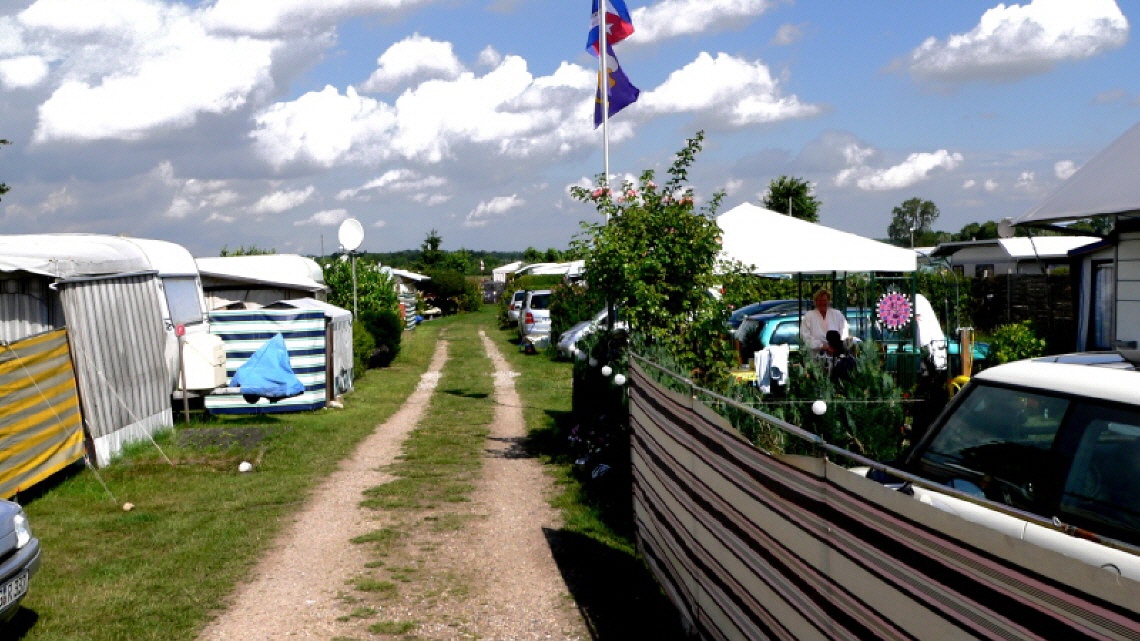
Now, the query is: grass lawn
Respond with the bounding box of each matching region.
[9,306,683,640]
[10,319,443,641]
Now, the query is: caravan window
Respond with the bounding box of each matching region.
[163,277,205,327]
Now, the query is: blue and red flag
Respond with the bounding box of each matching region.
[586,0,634,56]
[595,43,639,127]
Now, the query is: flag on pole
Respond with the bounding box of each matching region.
[586,0,634,55]
[595,43,639,127]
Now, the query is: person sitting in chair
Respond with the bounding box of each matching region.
[801,288,849,355]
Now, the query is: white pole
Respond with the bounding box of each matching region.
[351,252,358,319]
[599,0,610,218]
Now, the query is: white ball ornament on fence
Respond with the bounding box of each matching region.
[613,373,627,386]
[601,365,613,377]
[588,357,598,368]
[812,400,827,416]
[576,350,587,362]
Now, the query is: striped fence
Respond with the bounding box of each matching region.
[630,362,1140,640]
[206,309,327,415]
[0,329,85,498]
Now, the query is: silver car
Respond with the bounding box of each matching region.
[0,499,40,621]
[518,289,553,346]
[506,290,525,323]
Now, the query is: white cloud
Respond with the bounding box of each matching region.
[206,212,236,223]
[836,149,964,191]
[962,179,977,189]
[294,208,349,226]
[1055,159,1077,179]
[771,24,804,46]
[723,178,743,196]
[253,56,600,168]
[477,46,502,68]
[464,194,522,228]
[358,34,464,93]
[902,0,1128,83]
[641,52,821,126]
[204,0,432,36]
[23,0,278,143]
[0,55,48,88]
[249,186,315,214]
[632,0,777,43]
[984,179,999,192]
[1015,170,1035,190]
[412,193,451,206]
[372,219,387,228]
[252,86,397,168]
[336,169,449,202]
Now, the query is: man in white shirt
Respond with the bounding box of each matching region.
[800,288,849,354]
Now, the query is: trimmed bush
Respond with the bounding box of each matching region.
[361,308,403,368]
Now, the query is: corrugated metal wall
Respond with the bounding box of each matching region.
[0,276,64,344]
[0,329,85,498]
[58,274,172,466]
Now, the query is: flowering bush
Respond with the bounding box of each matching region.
[570,131,735,383]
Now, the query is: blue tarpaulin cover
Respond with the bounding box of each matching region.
[230,333,304,402]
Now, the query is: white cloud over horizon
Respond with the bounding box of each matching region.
[901,0,1128,83]
[465,194,522,228]
[836,149,964,191]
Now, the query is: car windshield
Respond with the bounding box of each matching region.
[920,384,1069,508]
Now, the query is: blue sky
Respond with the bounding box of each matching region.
[0,0,1136,257]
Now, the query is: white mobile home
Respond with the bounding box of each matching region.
[196,254,327,310]
[0,234,172,465]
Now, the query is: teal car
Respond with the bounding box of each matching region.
[736,309,989,370]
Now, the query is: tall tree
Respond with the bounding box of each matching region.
[0,139,10,203]
[762,175,820,223]
[888,197,940,247]
[420,228,444,267]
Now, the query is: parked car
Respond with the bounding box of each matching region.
[557,308,628,358]
[0,499,40,621]
[727,299,808,330]
[735,299,988,371]
[506,290,525,323]
[880,352,1140,575]
[518,289,553,346]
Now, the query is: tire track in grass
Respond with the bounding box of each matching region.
[197,339,449,640]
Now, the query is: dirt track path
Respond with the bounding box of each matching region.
[198,329,587,639]
[198,340,449,640]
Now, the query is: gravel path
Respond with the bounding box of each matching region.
[198,331,587,639]
[197,340,450,640]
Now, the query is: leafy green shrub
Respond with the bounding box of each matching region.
[989,320,1046,364]
[423,269,468,315]
[765,344,904,462]
[360,308,403,367]
[457,277,483,312]
[352,319,376,378]
[324,256,399,318]
[550,281,606,341]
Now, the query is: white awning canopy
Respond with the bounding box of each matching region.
[196,254,326,292]
[0,234,154,277]
[717,203,916,274]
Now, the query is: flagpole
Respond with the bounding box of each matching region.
[599,0,610,221]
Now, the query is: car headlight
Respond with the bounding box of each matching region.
[13,511,31,549]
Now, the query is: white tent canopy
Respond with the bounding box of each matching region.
[196,254,326,293]
[717,203,916,274]
[1017,121,1140,225]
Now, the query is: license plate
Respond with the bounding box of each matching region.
[0,571,28,610]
